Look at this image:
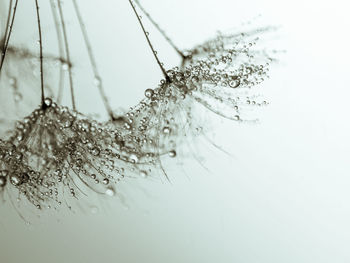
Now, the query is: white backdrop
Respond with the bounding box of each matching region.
[1,0,350,262]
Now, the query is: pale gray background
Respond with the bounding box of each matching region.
[0,0,350,262]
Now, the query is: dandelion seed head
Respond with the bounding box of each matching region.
[0,0,280,217]
[0,100,160,210]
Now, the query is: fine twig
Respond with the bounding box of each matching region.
[72,0,115,120]
[56,0,76,110]
[134,0,187,59]
[1,0,13,52]
[128,0,170,82]
[0,0,19,75]
[34,0,45,107]
[49,0,65,104]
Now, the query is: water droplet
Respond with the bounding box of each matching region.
[93,76,101,86]
[129,154,138,163]
[0,170,8,177]
[14,92,22,102]
[16,132,23,141]
[105,187,115,197]
[229,80,240,88]
[144,89,154,98]
[191,76,199,83]
[10,174,21,186]
[9,77,16,86]
[91,147,100,156]
[163,126,171,134]
[44,97,52,107]
[140,170,148,178]
[63,119,73,128]
[62,63,69,70]
[168,150,176,158]
[124,122,131,130]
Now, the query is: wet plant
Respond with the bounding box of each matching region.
[121,1,275,151]
[0,0,279,219]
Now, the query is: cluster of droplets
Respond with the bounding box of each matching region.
[0,138,59,211]
[164,63,270,122]
[108,79,195,163]
[98,30,277,180]
[0,97,171,212]
[0,5,278,216]
[185,26,280,65]
[142,31,275,125]
[103,29,277,178]
[8,77,22,103]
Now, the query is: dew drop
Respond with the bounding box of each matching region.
[129,154,139,163]
[124,122,131,130]
[62,63,69,70]
[91,147,100,156]
[44,98,52,107]
[105,187,115,197]
[63,119,73,128]
[163,126,171,134]
[9,77,16,86]
[229,80,240,88]
[144,89,154,98]
[16,132,23,141]
[14,92,22,102]
[102,178,109,185]
[140,170,148,178]
[10,174,21,186]
[93,76,101,86]
[0,170,8,177]
[168,150,176,158]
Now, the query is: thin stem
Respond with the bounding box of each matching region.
[1,0,13,51]
[56,0,76,110]
[34,0,45,107]
[0,0,19,75]
[128,0,170,82]
[49,0,65,104]
[72,0,115,120]
[134,0,186,59]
